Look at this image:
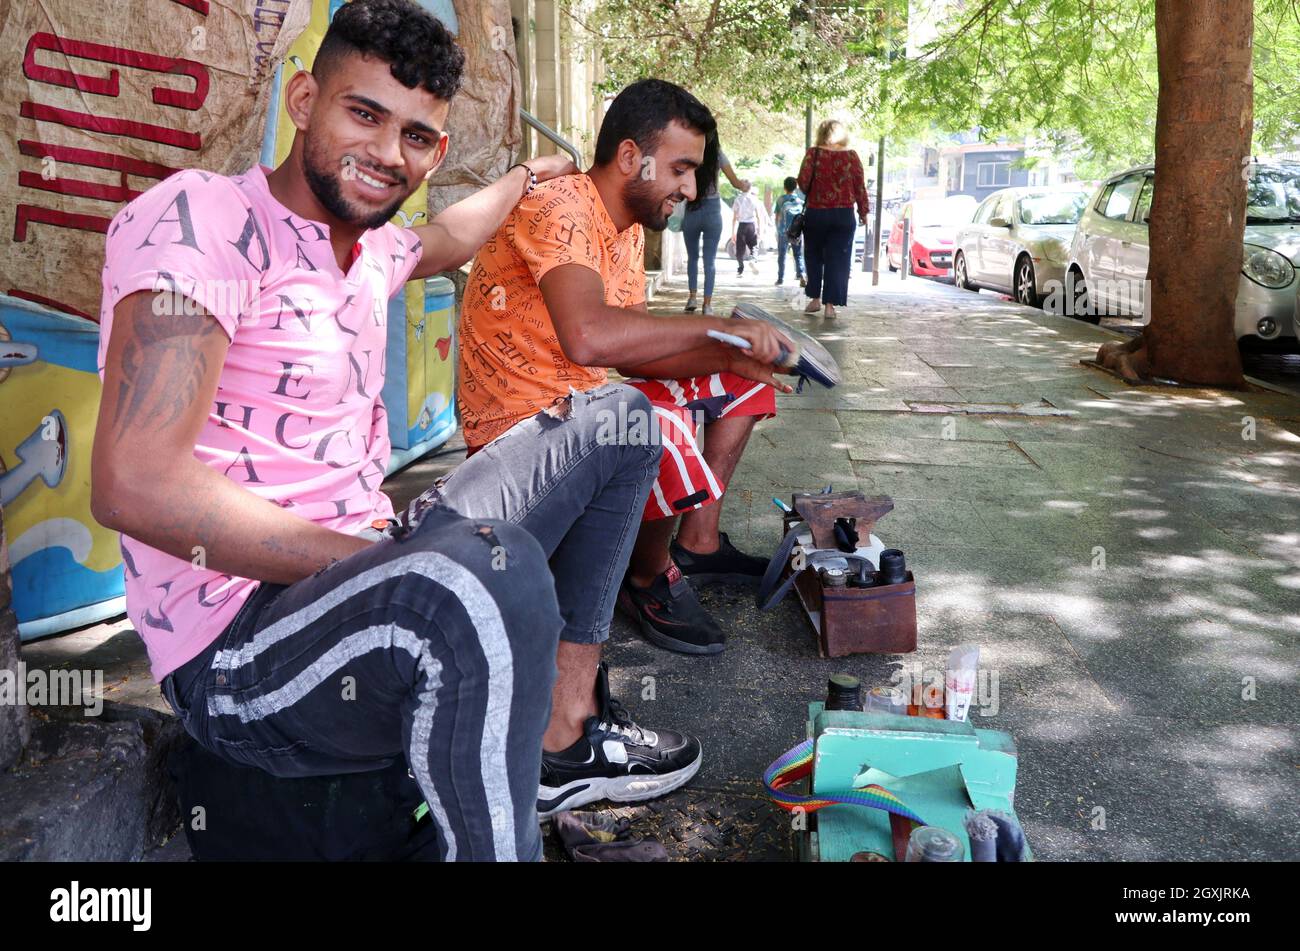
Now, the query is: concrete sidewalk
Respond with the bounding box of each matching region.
[577,258,1299,861]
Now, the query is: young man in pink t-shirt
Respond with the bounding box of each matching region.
[91,0,794,860]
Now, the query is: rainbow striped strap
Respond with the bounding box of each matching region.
[762,739,927,825]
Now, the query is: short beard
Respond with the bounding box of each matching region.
[622,176,679,232]
[302,135,409,230]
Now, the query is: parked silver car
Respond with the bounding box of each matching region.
[953,187,1090,306]
[1064,163,1300,347]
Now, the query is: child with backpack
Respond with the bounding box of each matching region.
[773,176,806,286]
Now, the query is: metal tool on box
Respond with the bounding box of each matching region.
[758,491,918,656]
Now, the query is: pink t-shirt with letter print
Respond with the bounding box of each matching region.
[97,165,422,679]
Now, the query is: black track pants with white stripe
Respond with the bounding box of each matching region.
[164,506,562,862]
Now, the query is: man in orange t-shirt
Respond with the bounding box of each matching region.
[458,171,645,446]
[459,79,794,665]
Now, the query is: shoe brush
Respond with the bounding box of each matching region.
[706,328,800,368]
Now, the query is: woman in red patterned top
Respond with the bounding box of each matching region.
[797,120,869,318]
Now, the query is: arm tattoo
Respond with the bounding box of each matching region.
[110,293,224,437]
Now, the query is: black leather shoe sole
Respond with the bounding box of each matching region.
[677,569,762,588]
[634,614,725,655]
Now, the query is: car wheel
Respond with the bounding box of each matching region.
[887,251,897,272]
[1066,267,1100,325]
[1014,255,1040,307]
[954,252,974,291]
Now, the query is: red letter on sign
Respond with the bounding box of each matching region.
[23,32,209,111]
[17,140,177,204]
[13,204,112,242]
[20,101,201,151]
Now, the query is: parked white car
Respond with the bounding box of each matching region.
[1064,163,1300,347]
[953,187,1090,306]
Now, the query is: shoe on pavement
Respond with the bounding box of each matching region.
[701,303,714,316]
[617,563,725,655]
[798,276,807,287]
[538,663,703,818]
[670,531,767,587]
[804,298,821,314]
[685,296,697,312]
[552,811,670,862]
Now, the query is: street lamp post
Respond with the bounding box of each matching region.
[873,135,885,285]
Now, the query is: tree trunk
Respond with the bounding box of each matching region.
[1095,0,1252,386]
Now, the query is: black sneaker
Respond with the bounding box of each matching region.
[538,663,702,818]
[670,531,768,587]
[617,563,725,655]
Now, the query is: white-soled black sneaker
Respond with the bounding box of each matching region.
[537,663,702,818]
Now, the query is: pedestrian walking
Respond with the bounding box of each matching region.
[682,135,749,315]
[731,184,759,275]
[773,176,805,286]
[797,119,869,319]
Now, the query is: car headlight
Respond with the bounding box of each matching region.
[1241,244,1295,288]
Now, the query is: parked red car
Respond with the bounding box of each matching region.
[887,196,978,277]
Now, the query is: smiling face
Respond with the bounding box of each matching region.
[621,120,704,231]
[288,52,451,230]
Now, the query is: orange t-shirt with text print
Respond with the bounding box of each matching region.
[458,173,646,448]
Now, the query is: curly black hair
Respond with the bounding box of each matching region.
[314,0,466,101]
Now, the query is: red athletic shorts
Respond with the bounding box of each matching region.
[625,372,776,521]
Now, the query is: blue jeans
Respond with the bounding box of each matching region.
[803,207,856,306]
[161,383,661,862]
[682,196,722,297]
[777,232,804,283]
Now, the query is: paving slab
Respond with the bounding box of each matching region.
[851,459,1066,502]
[989,709,1300,861]
[759,407,845,432]
[845,435,1034,469]
[838,409,1009,443]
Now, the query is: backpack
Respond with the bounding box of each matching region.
[777,194,804,236]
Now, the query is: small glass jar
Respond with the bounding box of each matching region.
[864,686,908,716]
[905,826,964,862]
